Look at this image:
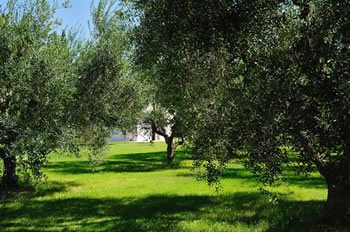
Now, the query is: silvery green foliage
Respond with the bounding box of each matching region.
[0,0,78,183]
[130,0,350,183]
[130,0,350,224]
[73,0,143,167]
[0,0,143,185]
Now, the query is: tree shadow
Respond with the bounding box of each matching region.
[45,151,192,175]
[177,166,327,190]
[109,150,192,162]
[283,175,326,189]
[46,151,326,190]
[222,168,327,189]
[0,192,344,232]
[0,181,79,203]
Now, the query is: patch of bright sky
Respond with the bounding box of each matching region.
[55,0,96,38]
[0,0,96,38]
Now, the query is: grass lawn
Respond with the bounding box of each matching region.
[0,142,346,231]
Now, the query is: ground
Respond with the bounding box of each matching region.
[0,142,347,231]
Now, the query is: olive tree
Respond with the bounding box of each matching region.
[73,0,142,160]
[128,0,231,163]
[0,0,141,189]
[128,0,350,225]
[141,103,184,164]
[0,0,77,188]
[192,1,350,225]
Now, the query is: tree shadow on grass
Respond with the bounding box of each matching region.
[0,181,79,203]
[45,151,192,175]
[46,150,326,190]
[110,150,192,162]
[0,192,344,232]
[177,167,327,190]
[222,168,326,189]
[282,175,326,189]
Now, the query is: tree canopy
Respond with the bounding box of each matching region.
[1,0,350,226]
[73,0,142,161]
[128,0,350,225]
[0,0,140,188]
[0,0,78,187]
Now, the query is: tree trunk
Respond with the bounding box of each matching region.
[325,182,350,225]
[0,149,19,189]
[226,145,234,160]
[318,160,350,225]
[166,137,176,164]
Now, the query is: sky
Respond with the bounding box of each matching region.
[0,0,94,36]
[55,0,93,33]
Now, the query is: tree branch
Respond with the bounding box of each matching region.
[145,118,169,140]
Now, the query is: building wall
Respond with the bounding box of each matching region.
[109,126,165,142]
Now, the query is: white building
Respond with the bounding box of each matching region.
[109,125,164,142]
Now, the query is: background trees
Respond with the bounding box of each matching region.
[142,104,185,164]
[128,0,350,225]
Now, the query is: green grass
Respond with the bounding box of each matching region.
[0,142,346,231]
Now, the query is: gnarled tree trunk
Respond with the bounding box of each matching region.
[317,160,350,225]
[0,149,19,189]
[165,136,176,164]
[325,181,350,225]
[149,119,179,164]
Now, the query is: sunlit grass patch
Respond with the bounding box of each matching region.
[1,142,343,231]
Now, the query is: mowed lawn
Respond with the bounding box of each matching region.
[0,142,341,232]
